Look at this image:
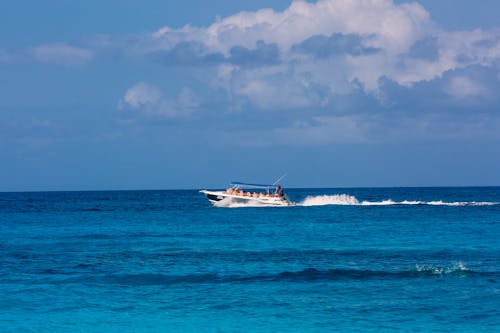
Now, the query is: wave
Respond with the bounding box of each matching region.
[299,194,499,207]
[106,264,495,286]
[214,198,268,208]
[78,207,115,212]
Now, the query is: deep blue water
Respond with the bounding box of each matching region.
[1,187,499,332]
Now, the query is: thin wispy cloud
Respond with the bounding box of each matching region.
[0,43,94,66]
[0,49,12,63]
[32,43,94,66]
[118,82,199,119]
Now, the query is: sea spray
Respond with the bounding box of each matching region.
[298,195,499,207]
[215,193,499,208]
[300,194,360,206]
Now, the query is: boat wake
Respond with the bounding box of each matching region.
[300,194,499,207]
[211,193,499,208]
[213,198,269,208]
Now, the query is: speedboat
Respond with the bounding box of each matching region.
[200,181,294,207]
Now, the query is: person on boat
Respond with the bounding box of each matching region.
[277,185,284,197]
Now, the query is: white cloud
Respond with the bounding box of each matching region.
[33,43,94,66]
[0,49,11,63]
[154,0,430,55]
[230,66,319,110]
[91,0,499,146]
[120,82,163,109]
[445,76,488,98]
[145,0,499,104]
[118,82,199,118]
[271,115,368,144]
[4,1,499,111]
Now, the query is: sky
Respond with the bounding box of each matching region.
[1,0,499,191]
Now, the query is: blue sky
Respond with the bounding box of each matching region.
[1,0,499,191]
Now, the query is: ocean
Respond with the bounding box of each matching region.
[1,187,499,332]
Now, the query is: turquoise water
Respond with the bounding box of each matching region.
[1,187,499,332]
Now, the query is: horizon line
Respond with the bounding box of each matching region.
[1,184,500,194]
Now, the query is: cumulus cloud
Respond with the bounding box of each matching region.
[152,0,430,55]
[110,0,500,143]
[148,40,280,68]
[5,0,500,107]
[407,36,439,61]
[292,33,380,58]
[140,0,434,83]
[118,82,199,118]
[120,82,163,109]
[138,0,498,103]
[228,41,281,67]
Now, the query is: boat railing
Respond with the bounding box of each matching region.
[226,188,283,198]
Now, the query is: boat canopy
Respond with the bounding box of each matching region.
[230,181,280,190]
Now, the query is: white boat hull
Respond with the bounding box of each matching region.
[200,190,293,207]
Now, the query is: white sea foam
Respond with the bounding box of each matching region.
[415,262,469,274]
[214,197,268,208]
[298,194,499,207]
[300,194,361,206]
[214,193,498,208]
